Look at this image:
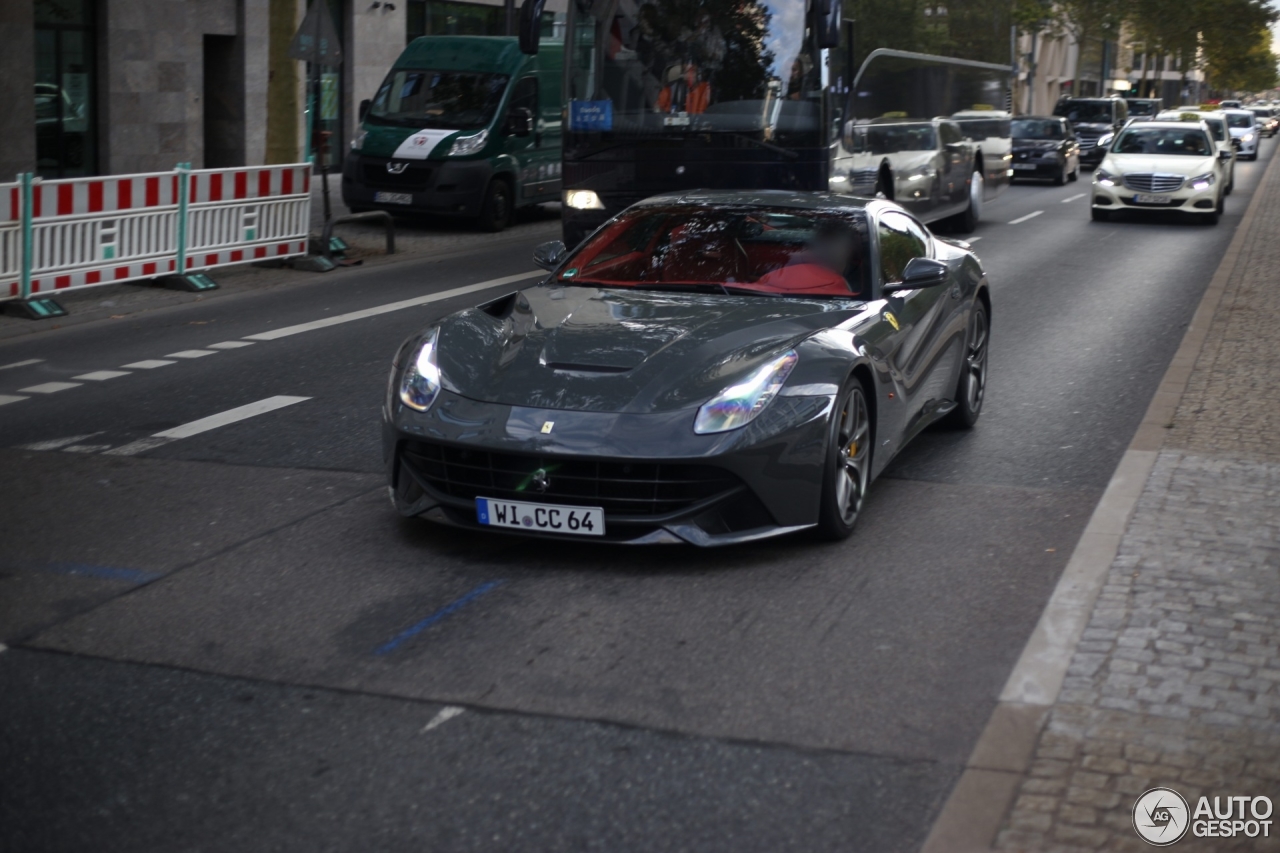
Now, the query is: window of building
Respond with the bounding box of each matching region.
[34,0,98,178]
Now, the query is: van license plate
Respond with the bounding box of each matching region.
[374,191,412,205]
[476,497,605,536]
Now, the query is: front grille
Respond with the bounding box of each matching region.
[1123,173,1185,193]
[1077,135,1099,150]
[400,441,742,518]
[361,159,433,191]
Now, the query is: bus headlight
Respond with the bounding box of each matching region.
[564,189,605,210]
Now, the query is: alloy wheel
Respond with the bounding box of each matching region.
[964,309,988,414]
[835,387,871,525]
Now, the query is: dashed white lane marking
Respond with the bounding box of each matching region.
[153,396,311,439]
[422,706,465,733]
[63,444,113,453]
[166,349,217,359]
[245,271,542,342]
[74,370,131,381]
[0,395,28,406]
[0,358,44,371]
[208,341,255,349]
[18,434,103,451]
[123,359,176,369]
[967,236,983,242]
[0,643,7,654]
[1061,193,1087,203]
[1008,210,1045,225]
[103,395,311,456]
[19,381,82,394]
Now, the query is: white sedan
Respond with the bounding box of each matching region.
[1091,121,1229,225]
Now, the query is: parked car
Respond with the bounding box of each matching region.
[1092,120,1229,224]
[383,191,992,544]
[1053,97,1128,168]
[1010,116,1080,184]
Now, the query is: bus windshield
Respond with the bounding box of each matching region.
[566,0,820,143]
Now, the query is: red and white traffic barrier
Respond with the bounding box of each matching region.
[1,164,312,301]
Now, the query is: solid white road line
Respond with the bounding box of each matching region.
[1008,210,1044,225]
[74,370,131,381]
[123,359,176,369]
[422,706,466,733]
[18,434,103,451]
[19,382,82,394]
[208,341,255,349]
[0,358,44,371]
[104,395,312,456]
[1061,193,1087,203]
[0,395,28,406]
[166,350,217,359]
[245,271,542,342]
[152,395,311,439]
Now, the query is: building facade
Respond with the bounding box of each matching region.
[3,0,414,181]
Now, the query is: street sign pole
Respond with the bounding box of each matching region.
[289,2,343,241]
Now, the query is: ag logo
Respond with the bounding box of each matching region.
[1134,787,1190,846]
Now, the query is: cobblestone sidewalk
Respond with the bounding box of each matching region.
[994,150,1280,849]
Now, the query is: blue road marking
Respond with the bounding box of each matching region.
[373,580,504,656]
[27,561,162,584]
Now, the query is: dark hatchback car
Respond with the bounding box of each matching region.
[1011,116,1080,184]
[1053,97,1128,168]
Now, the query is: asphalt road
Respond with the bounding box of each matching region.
[1,143,1271,852]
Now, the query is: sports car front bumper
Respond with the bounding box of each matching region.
[382,388,836,545]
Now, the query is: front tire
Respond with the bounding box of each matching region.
[943,301,988,429]
[478,179,512,232]
[950,169,983,233]
[814,379,872,541]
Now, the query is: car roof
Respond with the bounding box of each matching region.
[1012,115,1066,121]
[1121,120,1211,132]
[633,189,878,214]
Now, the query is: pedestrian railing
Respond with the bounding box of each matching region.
[1,163,312,303]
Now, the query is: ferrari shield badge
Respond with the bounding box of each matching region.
[884,311,900,331]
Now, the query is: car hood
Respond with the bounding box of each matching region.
[1013,139,1062,151]
[1101,153,1217,176]
[1071,122,1112,134]
[433,285,863,413]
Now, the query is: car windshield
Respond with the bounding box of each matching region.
[1127,101,1158,116]
[367,69,509,130]
[1012,118,1064,140]
[566,0,820,144]
[1113,127,1212,156]
[867,123,936,152]
[1225,113,1254,129]
[557,206,869,298]
[1054,101,1112,123]
[1251,108,1272,117]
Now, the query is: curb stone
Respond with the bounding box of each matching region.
[919,149,1280,853]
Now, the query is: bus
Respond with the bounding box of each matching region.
[516,0,1011,246]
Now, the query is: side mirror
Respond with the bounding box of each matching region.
[518,0,546,54]
[886,257,948,292]
[813,0,842,49]
[508,107,534,137]
[1219,148,1234,160]
[533,240,567,271]
[359,99,371,121]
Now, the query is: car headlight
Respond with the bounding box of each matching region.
[1244,133,1255,142]
[693,350,798,434]
[1095,168,1117,187]
[351,129,368,151]
[398,328,442,411]
[564,189,605,210]
[1189,172,1216,190]
[448,128,488,157]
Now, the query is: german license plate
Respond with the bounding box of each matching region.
[1133,193,1172,204]
[476,497,605,536]
[374,191,412,205]
[1012,163,1037,170]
